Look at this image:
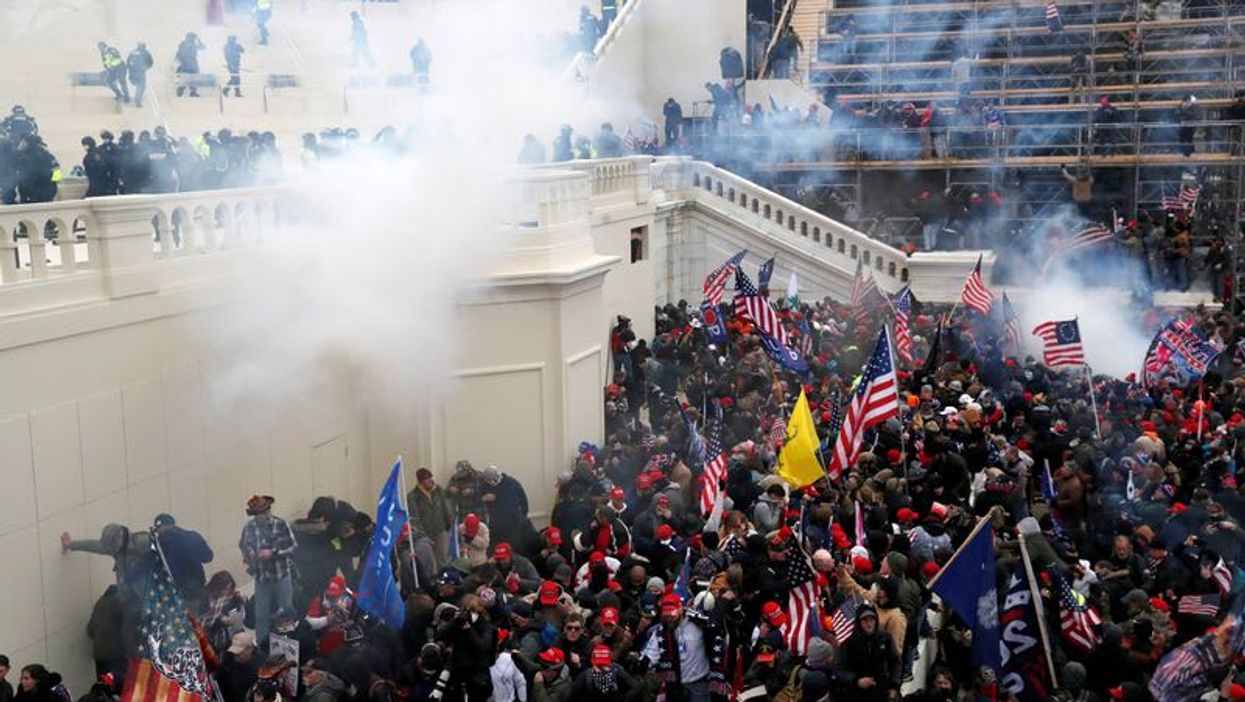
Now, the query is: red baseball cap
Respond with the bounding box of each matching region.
[493,542,511,560]
[591,644,612,668]
[656,524,674,540]
[656,494,670,507]
[590,550,606,564]
[538,580,561,606]
[610,486,625,500]
[463,513,480,537]
[600,606,620,625]
[545,527,563,545]
[660,593,682,614]
[636,474,654,490]
[762,601,787,627]
[853,556,874,575]
[326,575,346,598]
[538,647,565,665]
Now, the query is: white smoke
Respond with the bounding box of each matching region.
[198,0,637,417]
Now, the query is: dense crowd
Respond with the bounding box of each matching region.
[8,286,1245,702]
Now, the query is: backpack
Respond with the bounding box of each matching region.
[772,664,804,702]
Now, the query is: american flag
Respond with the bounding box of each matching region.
[124,539,210,702]
[735,268,790,345]
[828,594,863,644]
[1053,223,1115,256]
[697,403,728,517]
[827,327,899,482]
[1045,2,1063,32]
[720,533,745,562]
[961,255,993,315]
[850,257,879,307]
[1178,593,1221,618]
[1212,558,1233,595]
[781,540,821,654]
[1142,317,1222,386]
[894,286,913,364]
[1163,184,1202,212]
[765,408,788,452]
[1001,292,1021,352]
[1031,319,1086,367]
[854,500,866,547]
[703,249,747,306]
[1054,572,1101,653]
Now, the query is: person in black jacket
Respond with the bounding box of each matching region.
[175,33,205,97]
[832,602,900,702]
[480,464,532,551]
[435,595,496,702]
[662,98,683,148]
[153,513,214,609]
[568,644,642,701]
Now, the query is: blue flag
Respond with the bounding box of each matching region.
[931,522,1000,669]
[758,330,810,375]
[757,257,775,294]
[357,460,407,629]
[447,510,460,562]
[701,301,729,346]
[1000,567,1051,702]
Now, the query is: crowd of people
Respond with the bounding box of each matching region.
[10,283,1245,702]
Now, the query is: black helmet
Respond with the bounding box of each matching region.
[12,105,25,114]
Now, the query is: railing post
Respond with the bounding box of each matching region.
[89,198,161,298]
[0,229,18,283]
[28,223,48,279]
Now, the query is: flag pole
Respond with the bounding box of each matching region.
[1018,532,1059,686]
[1197,380,1205,442]
[926,515,992,590]
[395,455,420,591]
[1084,364,1102,438]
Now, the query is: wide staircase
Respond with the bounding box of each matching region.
[746,0,1245,239]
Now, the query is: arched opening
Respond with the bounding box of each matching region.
[850,244,858,259]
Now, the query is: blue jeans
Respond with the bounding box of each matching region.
[922,223,939,251]
[254,575,293,647]
[669,679,710,702]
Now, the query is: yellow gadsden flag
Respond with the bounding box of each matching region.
[776,390,825,488]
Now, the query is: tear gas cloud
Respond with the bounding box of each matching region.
[194,0,634,417]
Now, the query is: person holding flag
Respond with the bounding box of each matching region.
[356,460,408,630]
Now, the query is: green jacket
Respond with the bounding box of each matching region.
[407,485,454,537]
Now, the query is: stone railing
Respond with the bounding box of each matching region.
[0,188,289,308]
[660,158,913,286]
[539,156,654,211]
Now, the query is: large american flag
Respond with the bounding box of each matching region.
[828,594,863,644]
[1031,319,1085,367]
[697,403,728,517]
[1053,223,1115,256]
[961,256,993,315]
[124,538,210,702]
[703,249,747,306]
[1054,572,1101,653]
[735,268,789,345]
[893,286,913,364]
[781,539,821,654]
[827,327,899,482]
[850,257,879,307]
[1001,292,1021,353]
[1178,593,1221,618]
[1045,2,1063,32]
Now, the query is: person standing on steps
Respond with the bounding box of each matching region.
[255,0,273,46]
[175,32,206,97]
[349,12,375,69]
[98,42,129,103]
[126,42,153,108]
[224,36,245,97]
[238,494,297,651]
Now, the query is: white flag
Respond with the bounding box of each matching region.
[786,270,799,306]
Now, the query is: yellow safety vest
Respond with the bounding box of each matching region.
[51,168,62,183]
[103,49,123,70]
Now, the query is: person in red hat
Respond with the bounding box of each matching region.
[539,526,566,565]
[573,550,621,593]
[573,506,632,561]
[487,542,541,596]
[568,643,643,697]
[531,647,572,698]
[606,485,631,522]
[304,574,356,656]
[457,512,490,567]
[641,593,711,699]
[759,600,788,634]
[590,605,634,662]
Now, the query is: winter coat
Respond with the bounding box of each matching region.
[157,525,214,601]
[406,486,453,538]
[86,586,126,660]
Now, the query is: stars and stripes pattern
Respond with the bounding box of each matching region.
[1178,593,1221,618]
[829,594,863,644]
[697,403,728,518]
[703,249,747,306]
[1001,292,1021,353]
[1054,223,1115,256]
[122,660,205,702]
[735,268,789,345]
[1142,317,1222,386]
[850,258,879,307]
[1054,572,1101,653]
[1212,558,1233,596]
[1162,185,1202,212]
[130,539,210,702]
[1045,1,1063,32]
[854,500,866,547]
[781,540,821,655]
[961,256,994,315]
[1031,319,1086,367]
[827,327,899,482]
[894,286,913,364]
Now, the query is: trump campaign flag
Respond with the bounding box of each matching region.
[930,519,1001,669]
[999,568,1052,702]
[357,460,408,628]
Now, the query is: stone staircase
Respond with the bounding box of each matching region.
[789,0,826,85]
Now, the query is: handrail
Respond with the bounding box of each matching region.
[560,0,647,82]
[758,0,799,79]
